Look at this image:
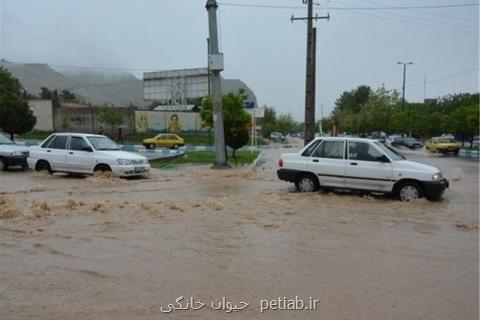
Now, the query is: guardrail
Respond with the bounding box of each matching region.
[459,149,479,159]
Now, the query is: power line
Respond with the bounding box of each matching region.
[343,0,478,29]
[323,0,478,34]
[218,2,479,10]
[406,68,478,87]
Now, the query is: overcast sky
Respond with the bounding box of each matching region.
[1,0,478,120]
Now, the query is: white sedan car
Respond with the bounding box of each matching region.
[28,133,150,177]
[277,137,449,201]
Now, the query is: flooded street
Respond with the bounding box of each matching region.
[1,142,478,320]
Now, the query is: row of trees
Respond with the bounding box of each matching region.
[256,106,298,137]
[328,85,479,141]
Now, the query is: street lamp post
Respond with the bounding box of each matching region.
[397,61,413,109]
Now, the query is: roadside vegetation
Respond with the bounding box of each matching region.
[150,151,260,168]
[0,67,36,140]
[326,86,479,146]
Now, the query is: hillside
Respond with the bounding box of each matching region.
[0,60,146,107]
[0,60,257,109]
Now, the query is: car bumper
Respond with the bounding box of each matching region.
[423,179,449,198]
[5,155,28,167]
[111,163,151,177]
[277,168,298,183]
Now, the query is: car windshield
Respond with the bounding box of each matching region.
[438,138,455,143]
[374,142,405,161]
[87,136,120,151]
[0,135,14,145]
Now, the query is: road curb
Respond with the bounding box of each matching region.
[459,149,480,159]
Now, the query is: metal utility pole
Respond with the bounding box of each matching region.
[423,74,426,101]
[206,0,228,168]
[397,61,413,109]
[291,1,329,145]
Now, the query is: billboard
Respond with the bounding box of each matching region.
[143,68,209,103]
[135,111,202,133]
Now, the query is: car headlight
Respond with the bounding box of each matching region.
[432,172,443,181]
[117,159,132,165]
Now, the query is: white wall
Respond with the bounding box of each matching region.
[28,100,53,131]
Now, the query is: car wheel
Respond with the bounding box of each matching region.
[0,158,7,171]
[397,181,422,201]
[149,144,155,149]
[94,164,112,173]
[171,144,178,149]
[295,174,319,193]
[454,150,459,156]
[35,160,52,174]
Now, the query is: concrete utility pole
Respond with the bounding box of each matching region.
[206,0,229,168]
[397,61,413,109]
[291,1,329,145]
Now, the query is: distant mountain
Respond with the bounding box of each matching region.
[0,60,75,93]
[0,59,257,109]
[61,70,145,107]
[0,59,146,108]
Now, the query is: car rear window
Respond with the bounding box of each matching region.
[312,140,344,159]
[47,135,68,149]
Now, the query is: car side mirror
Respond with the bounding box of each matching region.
[377,155,390,163]
[82,146,93,152]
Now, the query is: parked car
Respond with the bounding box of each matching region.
[425,137,460,155]
[270,132,285,142]
[142,134,185,149]
[387,134,402,144]
[277,137,449,201]
[370,131,387,143]
[391,137,423,149]
[28,133,150,177]
[0,135,30,171]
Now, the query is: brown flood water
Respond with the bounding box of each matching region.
[0,144,478,320]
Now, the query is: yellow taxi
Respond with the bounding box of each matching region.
[425,137,460,155]
[142,134,185,149]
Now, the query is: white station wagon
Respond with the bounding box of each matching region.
[28,133,150,177]
[277,137,449,201]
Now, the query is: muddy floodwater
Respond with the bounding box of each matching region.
[0,143,478,319]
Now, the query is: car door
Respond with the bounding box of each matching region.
[345,141,394,192]
[43,135,69,171]
[155,135,168,148]
[165,135,176,147]
[66,136,95,173]
[307,140,346,188]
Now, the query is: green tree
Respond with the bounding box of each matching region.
[0,67,36,140]
[200,90,251,164]
[446,103,480,146]
[60,90,77,102]
[97,107,124,136]
[257,106,277,138]
[332,85,372,117]
[0,67,21,96]
[276,113,296,135]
